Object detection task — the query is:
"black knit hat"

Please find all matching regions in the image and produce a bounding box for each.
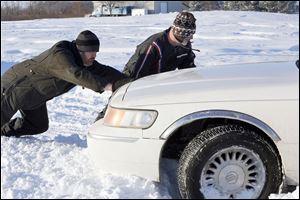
[76,30,100,52]
[172,11,196,39]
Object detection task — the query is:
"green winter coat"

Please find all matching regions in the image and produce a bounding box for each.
[1,40,126,110]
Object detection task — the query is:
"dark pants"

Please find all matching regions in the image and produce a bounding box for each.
[1,90,49,137]
[94,95,113,122]
[94,104,108,122]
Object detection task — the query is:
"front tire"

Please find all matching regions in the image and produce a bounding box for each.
[177,125,282,199]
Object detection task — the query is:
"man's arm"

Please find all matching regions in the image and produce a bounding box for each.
[112,77,132,91]
[48,50,109,93]
[178,50,196,69]
[91,61,132,92]
[125,42,160,79]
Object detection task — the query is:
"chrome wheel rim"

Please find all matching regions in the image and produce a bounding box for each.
[200,146,266,199]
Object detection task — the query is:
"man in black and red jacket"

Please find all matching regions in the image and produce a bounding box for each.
[123,11,197,80]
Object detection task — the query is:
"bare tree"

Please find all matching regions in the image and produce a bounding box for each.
[189,1,222,11]
[1,1,11,20]
[1,1,22,20]
[1,1,94,20]
[27,1,36,17]
[101,1,122,15]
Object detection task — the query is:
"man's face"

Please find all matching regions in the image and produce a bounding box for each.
[174,34,193,46]
[80,51,97,67]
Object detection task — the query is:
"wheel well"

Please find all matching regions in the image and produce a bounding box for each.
[161,118,281,161]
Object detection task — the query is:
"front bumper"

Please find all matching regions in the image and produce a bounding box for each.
[87,119,165,181]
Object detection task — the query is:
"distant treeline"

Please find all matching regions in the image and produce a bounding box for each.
[188,1,299,14]
[1,1,93,21]
[1,1,299,21]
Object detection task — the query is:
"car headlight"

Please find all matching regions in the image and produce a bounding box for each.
[103,106,158,129]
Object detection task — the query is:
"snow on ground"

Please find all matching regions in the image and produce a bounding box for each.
[1,11,299,199]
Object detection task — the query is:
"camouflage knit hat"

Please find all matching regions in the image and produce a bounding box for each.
[76,30,100,52]
[172,11,196,39]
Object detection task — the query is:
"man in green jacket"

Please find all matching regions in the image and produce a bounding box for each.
[1,30,126,137]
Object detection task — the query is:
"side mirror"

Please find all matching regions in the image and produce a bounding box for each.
[296,60,299,69]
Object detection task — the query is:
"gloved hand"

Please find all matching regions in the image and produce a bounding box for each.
[104,83,113,91]
[112,77,132,92]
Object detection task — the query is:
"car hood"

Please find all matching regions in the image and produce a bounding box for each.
[111,61,299,107]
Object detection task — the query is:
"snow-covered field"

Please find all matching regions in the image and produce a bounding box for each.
[1,11,299,199]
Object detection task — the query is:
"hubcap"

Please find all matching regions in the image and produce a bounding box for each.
[200,146,266,199]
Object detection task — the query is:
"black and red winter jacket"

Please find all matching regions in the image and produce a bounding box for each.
[123,28,196,80]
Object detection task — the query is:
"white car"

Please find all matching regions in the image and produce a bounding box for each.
[87,61,299,199]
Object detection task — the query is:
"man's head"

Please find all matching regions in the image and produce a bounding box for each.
[76,30,100,67]
[171,11,196,46]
